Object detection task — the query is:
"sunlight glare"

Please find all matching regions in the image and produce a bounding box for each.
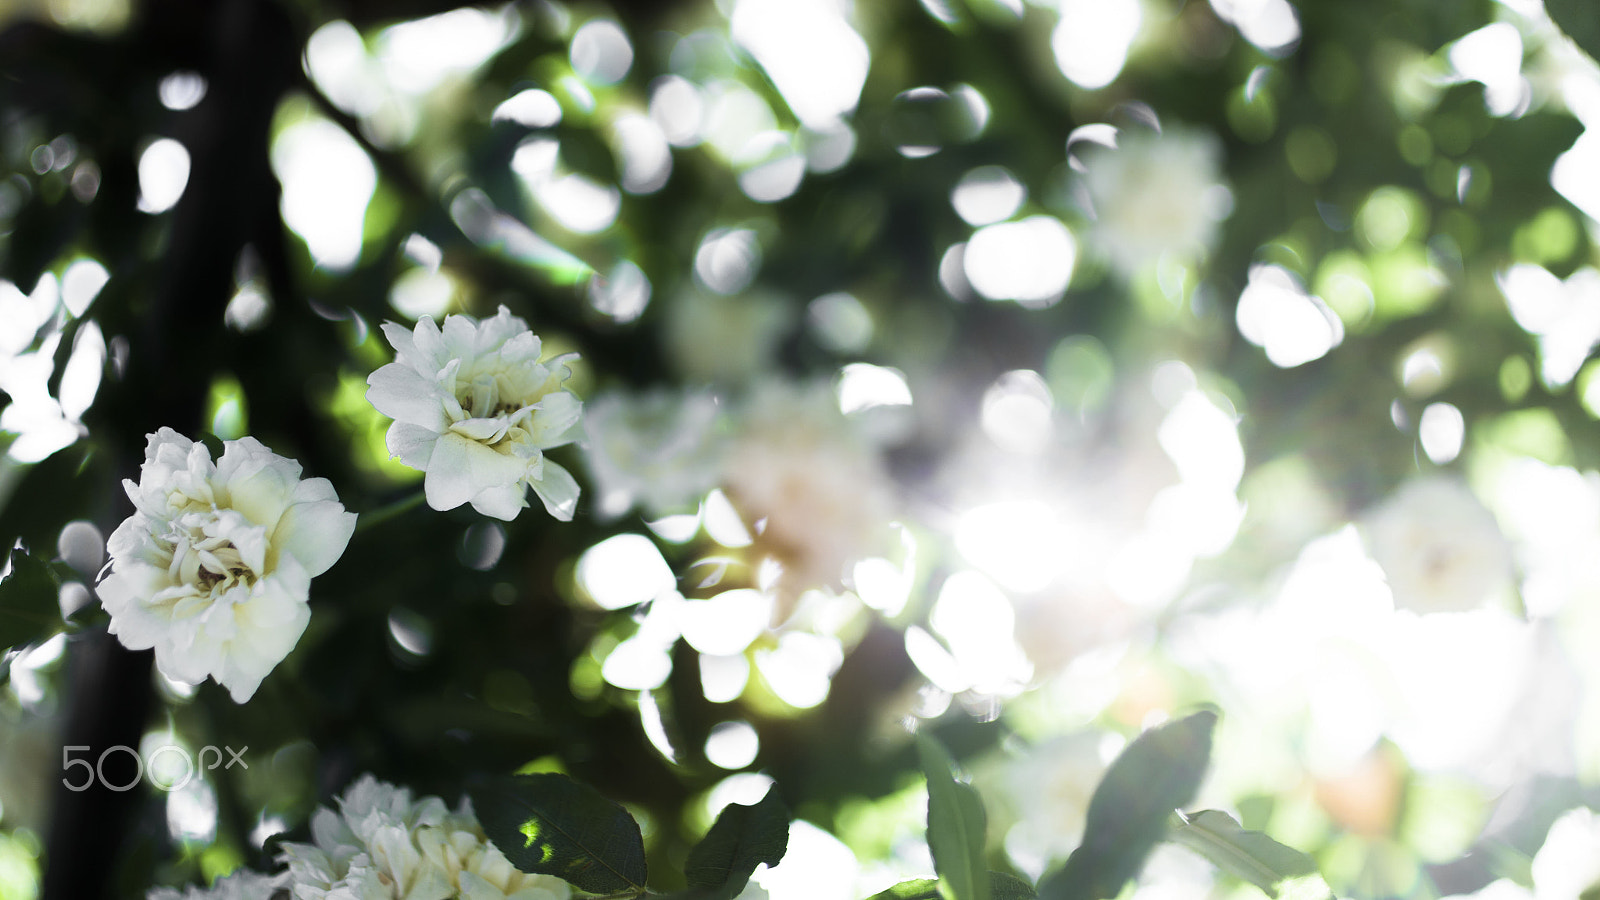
[931,571,1033,696]
[1449,22,1527,117]
[613,113,672,195]
[493,89,563,128]
[964,216,1076,307]
[1052,0,1141,90]
[571,20,633,85]
[377,7,515,95]
[137,138,189,214]
[981,370,1054,454]
[705,720,761,769]
[1235,264,1343,367]
[951,166,1026,226]
[679,589,773,656]
[271,119,375,269]
[755,632,843,708]
[956,501,1071,593]
[1419,402,1465,464]
[731,0,870,130]
[837,363,913,414]
[578,534,676,610]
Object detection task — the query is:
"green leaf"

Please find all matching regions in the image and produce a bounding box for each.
[1036,710,1217,900]
[1169,810,1318,896]
[867,872,1036,900]
[0,548,66,652]
[1547,0,1600,66]
[681,785,791,900]
[919,736,991,900]
[469,773,648,894]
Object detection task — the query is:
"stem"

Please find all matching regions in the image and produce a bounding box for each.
[355,489,427,533]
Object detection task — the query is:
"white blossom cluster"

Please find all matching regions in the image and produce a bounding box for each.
[149,775,574,900]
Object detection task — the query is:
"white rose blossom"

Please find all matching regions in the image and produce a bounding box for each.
[367,307,583,522]
[582,388,724,518]
[98,428,357,703]
[1360,476,1515,614]
[279,774,573,900]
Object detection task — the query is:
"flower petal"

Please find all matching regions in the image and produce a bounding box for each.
[368,362,451,431]
[470,482,526,521]
[386,422,440,470]
[273,493,357,578]
[529,393,583,448]
[531,460,580,521]
[423,432,529,512]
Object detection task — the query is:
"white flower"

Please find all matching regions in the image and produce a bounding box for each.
[1360,476,1514,614]
[98,428,356,703]
[720,382,894,607]
[976,732,1109,879]
[147,868,286,900]
[1079,126,1230,279]
[279,774,574,900]
[582,388,724,518]
[367,307,583,521]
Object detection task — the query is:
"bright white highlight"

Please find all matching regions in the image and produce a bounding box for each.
[964,216,1076,306]
[956,501,1071,593]
[1552,130,1600,222]
[731,0,870,130]
[679,589,772,656]
[705,720,761,769]
[837,363,912,414]
[1052,0,1141,90]
[1208,0,1300,54]
[613,113,673,195]
[1496,263,1600,387]
[271,119,376,269]
[695,228,762,295]
[578,534,675,610]
[1235,264,1344,367]
[1449,22,1527,117]
[1419,402,1465,464]
[930,570,1033,696]
[377,7,515,95]
[137,138,189,213]
[951,166,1026,226]
[61,258,109,317]
[158,71,207,111]
[755,633,843,708]
[981,370,1054,454]
[493,89,563,127]
[571,20,633,85]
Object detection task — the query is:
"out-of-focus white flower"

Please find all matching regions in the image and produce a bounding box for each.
[976,732,1109,879]
[147,869,285,900]
[279,773,574,900]
[1532,807,1600,900]
[1360,477,1514,614]
[98,429,356,703]
[367,306,583,521]
[720,382,895,609]
[583,388,724,518]
[1079,126,1231,279]
[663,289,791,385]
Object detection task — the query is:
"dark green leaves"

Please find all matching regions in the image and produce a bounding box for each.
[471,773,648,894]
[1547,0,1600,66]
[0,548,68,652]
[473,774,793,899]
[919,736,991,900]
[1037,711,1218,900]
[681,786,791,900]
[1169,810,1317,896]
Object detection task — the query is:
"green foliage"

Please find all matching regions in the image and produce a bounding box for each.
[0,548,67,653]
[1169,810,1319,897]
[919,736,991,900]
[868,873,1036,900]
[470,773,649,895]
[1545,0,1600,65]
[679,786,791,900]
[1037,712,1217,900]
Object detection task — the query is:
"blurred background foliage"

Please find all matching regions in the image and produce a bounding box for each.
[3,0,1600,897]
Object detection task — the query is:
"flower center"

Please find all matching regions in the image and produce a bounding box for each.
[162,510,259,596]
